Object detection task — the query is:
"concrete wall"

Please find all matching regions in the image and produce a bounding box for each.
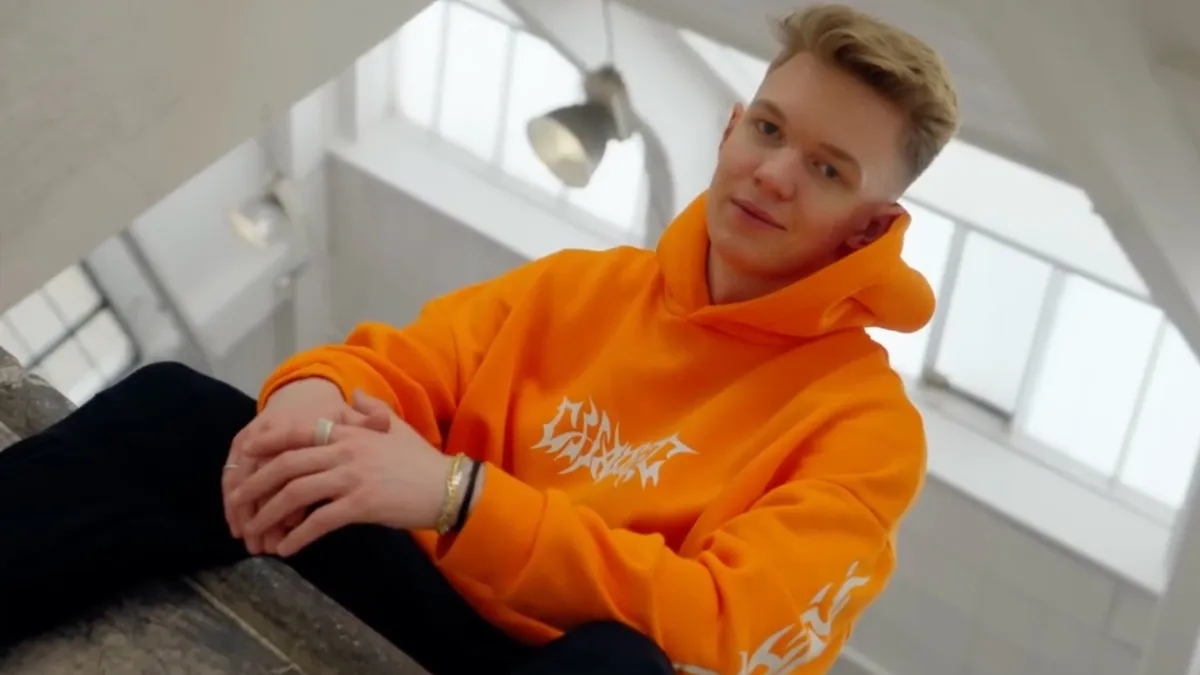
[859,478,1152,675]
[83,80,346,397]
[0,0,430,310]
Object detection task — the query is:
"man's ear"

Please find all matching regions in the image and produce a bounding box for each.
[843,203,905,252]
[720,103,744,146]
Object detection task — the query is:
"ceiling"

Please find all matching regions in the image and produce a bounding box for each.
[619,0,1200,183]
[1145,0,1200,61]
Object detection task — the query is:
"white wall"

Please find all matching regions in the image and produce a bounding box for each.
[326,132,1164,675]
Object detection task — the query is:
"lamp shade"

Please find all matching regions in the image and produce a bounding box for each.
[526,102,617,188]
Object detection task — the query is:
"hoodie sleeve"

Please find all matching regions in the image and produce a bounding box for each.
[435,403,926,675]
[258,255,556,446]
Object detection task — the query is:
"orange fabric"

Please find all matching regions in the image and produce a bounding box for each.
[260,193,933,674]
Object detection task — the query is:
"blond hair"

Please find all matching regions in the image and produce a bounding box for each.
[769,4,960,182]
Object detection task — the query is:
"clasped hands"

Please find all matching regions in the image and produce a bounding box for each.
[221,378,458,558]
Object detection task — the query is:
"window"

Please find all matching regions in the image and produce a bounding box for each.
[906,141,1147,297]
[1120,324,1200,507]
[933,234,1052,412]
[1020,277,1162,476]
[391,0,647,233]
[437,2,511,161]
[394,2,446,128]
[459,0,523,24]
[567,134,647,230]
[0,265,138,405]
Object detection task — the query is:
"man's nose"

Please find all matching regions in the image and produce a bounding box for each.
[752,149,797,200]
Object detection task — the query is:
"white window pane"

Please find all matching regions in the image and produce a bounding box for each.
[934,234,1052,411]
[567,135,645,231]
[867,202,955,377]
[34,340,102,406]
[436,3,510,161]
[394,1,447,127]
[44,265,101,325]
[1022,277,1161,475]
[0,317,30,364]
[461,0,523,24]
[500,32,580,193]
[1120,324,1200,507]
[6,292,67,355]
[76,310,135,380]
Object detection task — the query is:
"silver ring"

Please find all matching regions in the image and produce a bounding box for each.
[314,417,335,446]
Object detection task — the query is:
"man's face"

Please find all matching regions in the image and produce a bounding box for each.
[707,53,909,281]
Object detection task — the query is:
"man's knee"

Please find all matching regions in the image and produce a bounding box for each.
[92,361,256,447]
[118,361,207,395]
[115,361,248,411]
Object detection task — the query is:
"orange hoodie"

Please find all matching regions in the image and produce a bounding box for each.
[260,193,933,674]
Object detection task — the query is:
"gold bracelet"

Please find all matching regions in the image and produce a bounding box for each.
[435,454,469,535]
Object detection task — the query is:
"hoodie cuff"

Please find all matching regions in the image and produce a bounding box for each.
[435,466,545,590]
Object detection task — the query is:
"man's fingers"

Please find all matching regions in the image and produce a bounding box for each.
[235,489,261,546]
[360,413,391,433]
[224,414,268,535]
[245,506,265,556]
[222,459,256,538]
[245,419,329,458]
[230,414,271,457]
[337,407,370,426]
[230,446,340,511]
[351,391,393,432]
[244,470,347,539]
[261,511,307,555]
[276,500,356,558]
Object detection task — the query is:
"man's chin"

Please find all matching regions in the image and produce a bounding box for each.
[710,227,776,274]
[711,225,821,281]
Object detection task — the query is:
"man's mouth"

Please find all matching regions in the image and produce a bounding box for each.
[731,198,785,230]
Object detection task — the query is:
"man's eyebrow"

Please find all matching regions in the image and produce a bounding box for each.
[817,142,860,169]
[749,98,787,120]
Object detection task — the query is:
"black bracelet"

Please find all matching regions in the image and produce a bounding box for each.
[451,459,484,533]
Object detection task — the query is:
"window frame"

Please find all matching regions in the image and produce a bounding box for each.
[904,195,1185,523]
[390,0,651,239]
[1,263,141,402]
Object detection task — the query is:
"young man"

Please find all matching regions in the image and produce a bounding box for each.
[0,4,958,674]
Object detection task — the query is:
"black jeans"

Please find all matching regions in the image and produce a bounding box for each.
[0,362,672,675]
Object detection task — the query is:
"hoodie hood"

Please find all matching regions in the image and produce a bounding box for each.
[656,192,935,342]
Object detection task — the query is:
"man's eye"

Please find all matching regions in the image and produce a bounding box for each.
[754,120,781,138]
[815,162,840,180]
